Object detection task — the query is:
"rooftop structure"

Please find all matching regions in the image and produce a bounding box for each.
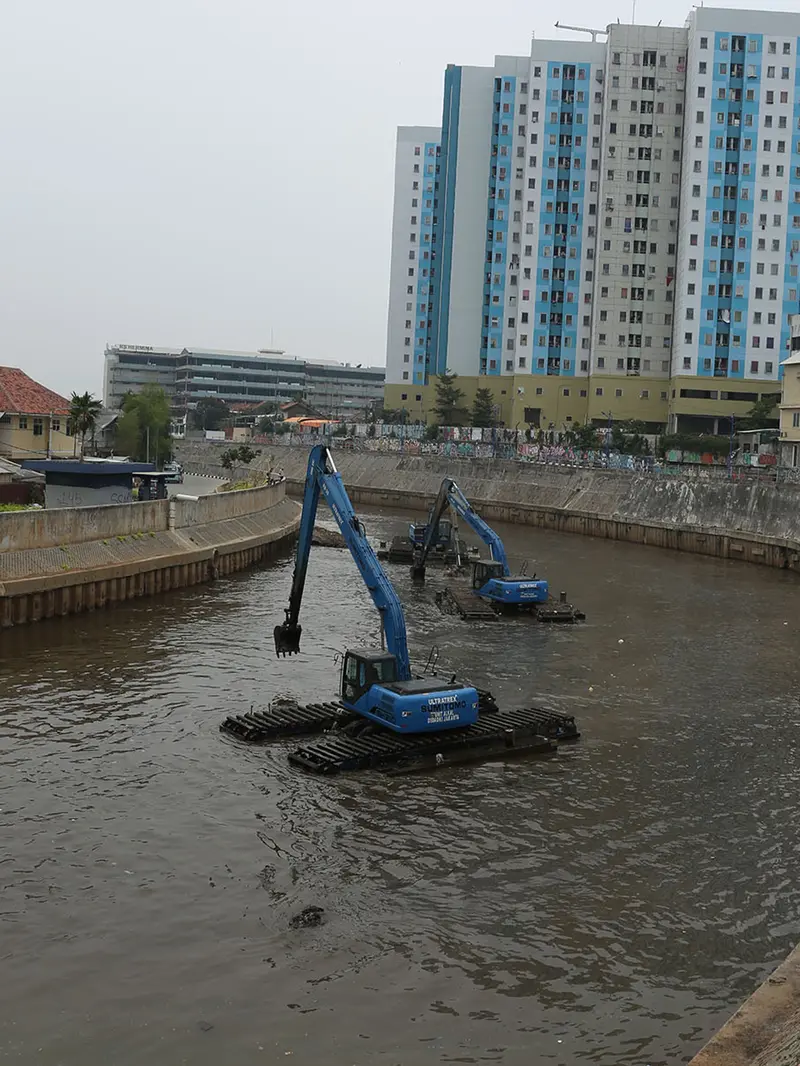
[0,367,70,416]
[20,460,161,508]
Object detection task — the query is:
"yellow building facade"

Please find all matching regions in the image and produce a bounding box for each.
[385,373,783,433]
[778,317,800,466]
[0,413,76,460]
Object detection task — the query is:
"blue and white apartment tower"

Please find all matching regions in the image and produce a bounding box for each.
[385,7,800,434]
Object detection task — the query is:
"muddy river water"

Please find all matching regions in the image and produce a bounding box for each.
[2,510,800,1065]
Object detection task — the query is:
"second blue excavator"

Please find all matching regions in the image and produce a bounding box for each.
[410,477,584,620]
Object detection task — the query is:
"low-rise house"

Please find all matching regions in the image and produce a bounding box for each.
[0,367,74,460]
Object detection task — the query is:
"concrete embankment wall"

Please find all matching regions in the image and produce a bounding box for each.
[0,499,167,553]
[0,483,300,628]
[688,941,800,1065]
[176,442,800,573]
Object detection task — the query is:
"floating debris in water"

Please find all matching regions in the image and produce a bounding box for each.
[289,906,325,929]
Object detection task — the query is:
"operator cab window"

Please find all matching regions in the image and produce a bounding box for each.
[373,658,397,684]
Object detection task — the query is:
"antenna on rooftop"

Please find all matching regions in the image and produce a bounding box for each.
[554,22,608,42]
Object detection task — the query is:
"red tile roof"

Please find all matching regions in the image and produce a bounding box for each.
[0,367,70,415]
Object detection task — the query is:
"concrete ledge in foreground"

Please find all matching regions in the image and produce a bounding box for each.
[689,944,800,1066]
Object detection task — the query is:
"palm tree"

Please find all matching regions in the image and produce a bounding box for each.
[69,392,103,459]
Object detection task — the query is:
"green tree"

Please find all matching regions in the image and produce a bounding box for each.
[115,406,140,458]
[69,391,103,458]
[658,432,731,458]
[194,397,230,431]
[740,393,780,430]
[471,388,496,428]
[375,406,407,425]
[610,419,650,456]
[220,445,261,469]
[433,371,468,427]
[116,385,172,464]
[564,422,600,450]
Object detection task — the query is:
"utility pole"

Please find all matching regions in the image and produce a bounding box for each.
[603,411,613,465]
[727,414,735,479]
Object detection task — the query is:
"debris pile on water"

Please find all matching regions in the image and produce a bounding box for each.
[311,526,346,549]
[289,906,325,929]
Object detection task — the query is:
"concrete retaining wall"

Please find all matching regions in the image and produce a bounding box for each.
[0,483,300,628]
[175,442,800,574]
[688,942,800,1065]
[0,499,167,553]
[171,481,283,528]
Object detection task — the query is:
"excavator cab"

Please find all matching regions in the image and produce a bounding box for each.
[409,519,452,549]
[472,560,505,591]
[340,649,398,706]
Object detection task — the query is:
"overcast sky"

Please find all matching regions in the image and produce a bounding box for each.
[1,0,791,397]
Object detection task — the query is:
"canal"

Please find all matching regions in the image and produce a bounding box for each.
[1,510,799,1066]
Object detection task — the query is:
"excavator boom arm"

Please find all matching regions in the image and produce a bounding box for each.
[274,445,411,680]
[413,477,510,576]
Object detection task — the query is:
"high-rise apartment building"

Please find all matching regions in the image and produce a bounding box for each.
[386,127,441,392]
[385,8,800,433]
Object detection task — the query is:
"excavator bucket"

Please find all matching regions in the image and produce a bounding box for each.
[274,622,302,657]
[409,549,426,582]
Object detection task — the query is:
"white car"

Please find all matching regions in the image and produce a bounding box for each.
[163,462,183,484]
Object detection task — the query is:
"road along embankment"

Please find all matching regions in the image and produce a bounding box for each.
[175,442,800,573]
[0,482,299,628]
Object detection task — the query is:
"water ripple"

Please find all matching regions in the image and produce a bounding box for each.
[1,511,799,1064]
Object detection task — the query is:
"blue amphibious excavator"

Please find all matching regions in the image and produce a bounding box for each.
[273,446,479,733]
[410,477,549,606]
[220,445,581,772]
[410,477,584,622]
